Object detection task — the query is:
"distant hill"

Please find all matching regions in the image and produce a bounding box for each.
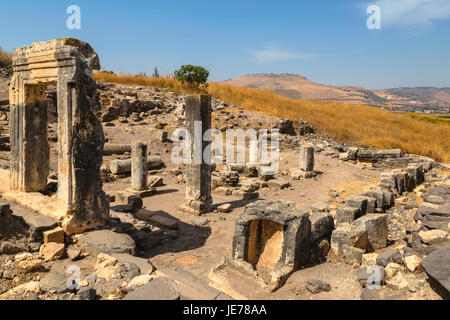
[222,74,450,113]
[374,87,450,111]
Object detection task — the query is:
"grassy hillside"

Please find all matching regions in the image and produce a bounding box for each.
[94,73,450,162]
[0,47,12,70]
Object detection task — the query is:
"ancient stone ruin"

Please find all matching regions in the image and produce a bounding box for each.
[0,38,448,302]
[210,200,312,293]
[7,38,109,234]
[179,94,212,215]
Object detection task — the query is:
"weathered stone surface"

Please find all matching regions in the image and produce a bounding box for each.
[376,149,402,159]
[39,273,68,293]
[148,176,163,188]
[379,191,394,211]
[159,267,229,300]
[0,202,11,216]
[12,211,57,232]
[131,141,148,191]
[111,253,155,275]
[419,230,448,244]
[110,156,162,174]
[306,278,331,294]
[386,272,409,290]
[14,253,43,272]
[0,242,22,254]
[404,255,422,272]
[220,170,240,187]
[299,144,314,172]
[43,227,65,244]
[331,223,367,256]
[123,277,180,300]
[39,242,65,261]
[103,144,131,155]
[144,213,178,230]
[345,196,369,216]
[343,245,365,264]
[67,246,82,261]
[309,212,334,243]
[218,204,232,213]
[310,202,329,213]
[124,275,154,293]
[77,286,97,300]
[279,119,295,135]
[347,147,359,161]
[8,38,109,234]
[180,95,212,216]
[385,263,403,280]
[0,281,41,300]
[376,249,403,267]
[361,189,385,210]
[79,230,135,255]
[336,206,361,224]
[353,214,388,252]
[232,200,311,289]
[421,243,450,299]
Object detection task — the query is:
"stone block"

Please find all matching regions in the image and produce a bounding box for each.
[331,223,368,256]
[336,206,360,224]
[353,214,388,252]
[345,196,369,215]
[43,227,65,244]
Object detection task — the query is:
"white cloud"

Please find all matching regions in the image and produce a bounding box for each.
[249,47,314,63]
[369,0,450,28]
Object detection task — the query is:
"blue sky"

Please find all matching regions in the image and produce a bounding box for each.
[1,0,450,89]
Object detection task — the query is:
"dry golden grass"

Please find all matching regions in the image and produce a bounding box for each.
[94,72,205,95]
[0,47,12,68]
[94,73,450,162]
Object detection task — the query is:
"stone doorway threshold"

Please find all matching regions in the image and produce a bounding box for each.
[0,168,67,222]
[208,257,272,300]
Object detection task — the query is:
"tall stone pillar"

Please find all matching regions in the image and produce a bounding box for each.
[9,82,50,192]
[300,143,314,172]
[131,141,148,191]
[180,95,212,215]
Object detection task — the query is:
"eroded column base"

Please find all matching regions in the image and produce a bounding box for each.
[179,199,212,216]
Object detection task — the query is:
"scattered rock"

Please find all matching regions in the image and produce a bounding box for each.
[218,204,232,213]
[43,227,65,244]
[79,230,136,255]
[39,273,69,293]
[39,242,65,261]
[386,272,409,291]
[376,249,403,267]
[77,286,97,300]
[418,230,448,245]
[306,278,331,294]
[353,214,388,251]
[421,243,450,299]
[122,277,180,300]
[404,255,422,273]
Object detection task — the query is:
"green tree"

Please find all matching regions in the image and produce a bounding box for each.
[174,65,209,88]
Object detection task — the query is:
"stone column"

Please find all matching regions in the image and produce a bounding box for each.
[300,144,314,172]
[131,141,148,191]
[9,81,50,192]
[180,95,212,215]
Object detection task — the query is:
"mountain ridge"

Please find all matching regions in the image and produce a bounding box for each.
[222,73,450,112]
